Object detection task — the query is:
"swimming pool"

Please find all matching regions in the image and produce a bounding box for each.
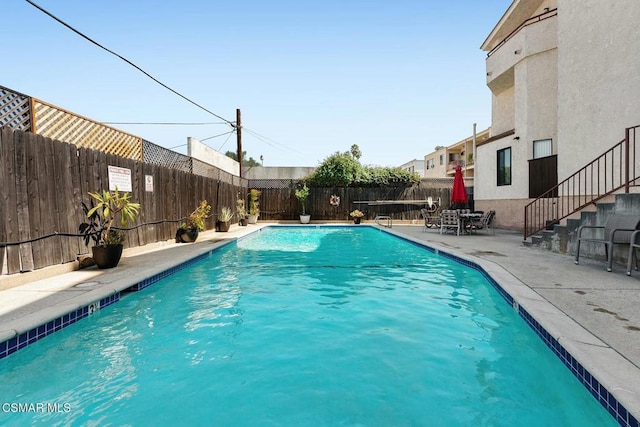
[0,226,620,425]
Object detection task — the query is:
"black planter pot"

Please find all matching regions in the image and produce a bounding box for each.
[217,220,231,232]
[239,218,247,226]
[92,244,123,269]
[176,227,199,243]
[353,217,362,224]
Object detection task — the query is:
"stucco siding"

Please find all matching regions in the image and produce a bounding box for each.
[476,136,527,201]
[475,198,529,231]
[520,49,559,155]
[492,86,515,135]
[557,0,640,182]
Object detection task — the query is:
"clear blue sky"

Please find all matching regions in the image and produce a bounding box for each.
[1,0,511,167]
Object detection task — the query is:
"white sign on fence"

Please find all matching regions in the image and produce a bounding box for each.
[145,175,154,192]
[108,166,132,192]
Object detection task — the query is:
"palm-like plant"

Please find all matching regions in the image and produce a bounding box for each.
[80,188,140,246]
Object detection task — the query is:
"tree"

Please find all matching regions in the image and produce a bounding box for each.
[350,144,362,160]
[306,146,419,187]
[225,151,261,167]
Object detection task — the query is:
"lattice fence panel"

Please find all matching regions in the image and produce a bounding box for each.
[0,86,31,131]
[33,100,142,160]
[193,158,220,180]
[142,139,192,173]
[249,178,298,189]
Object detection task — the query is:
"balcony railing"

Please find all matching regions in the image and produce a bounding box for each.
[523,125,640,239]
[447,160,465,171]
[487,8,558,57]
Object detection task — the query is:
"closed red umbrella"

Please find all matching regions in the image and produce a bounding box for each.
[451,165,468,207]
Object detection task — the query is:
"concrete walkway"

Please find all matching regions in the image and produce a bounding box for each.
[0,222,639,423]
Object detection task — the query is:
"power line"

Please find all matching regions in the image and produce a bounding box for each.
[25,0,235,127]
[200,130,235,143]
[216,131,236,151]
[103,121,229,126]
[243,127,302,154]
[25,0,303,160]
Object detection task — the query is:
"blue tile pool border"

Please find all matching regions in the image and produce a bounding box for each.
[0,226,637,427]
[0,241,235,361]
[124,249,213,292]
[0,292,119,360]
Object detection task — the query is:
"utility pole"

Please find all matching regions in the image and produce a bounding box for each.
[236,108,243,178]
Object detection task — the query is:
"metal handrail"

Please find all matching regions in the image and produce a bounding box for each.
[487,8,558,57]
[375,215,392,228]
[523,125,640,239]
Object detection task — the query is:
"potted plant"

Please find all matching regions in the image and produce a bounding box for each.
[217,207,233,232]
[236,195,248,226]
[176,200,211,243]
[247,189,260,224]
[350,209,365,224]
[79,188,140,269]
[295,183,311,224]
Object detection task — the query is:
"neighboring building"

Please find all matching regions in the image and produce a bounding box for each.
[244,166,316,180]
[399,159,425,178]
[423,127,490,179]
[476,0,640,230]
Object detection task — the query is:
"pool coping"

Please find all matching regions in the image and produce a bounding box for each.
[0,223,638,426]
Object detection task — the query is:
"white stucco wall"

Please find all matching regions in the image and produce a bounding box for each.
[479,36,558,202]
[527,51,558,151]
[557,0,640,182]
[492,85,515,135]
[424,148,447,178]
[187,137,240,176]
[517,48,558,160]
[476,136,526,200]
[244,166,316,180]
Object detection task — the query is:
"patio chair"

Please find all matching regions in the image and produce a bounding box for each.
[574,215,640,272]
[627,230,640,276]
[420,208,440,232]
[440,210,461,236]
[469,210,495,235]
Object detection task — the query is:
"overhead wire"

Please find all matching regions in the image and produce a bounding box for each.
[201,130,235,143]
[216,131,236,151]
[25,0,235,127]
[25,0,304,158]
[243,127,301,154]
[103,121,229,126]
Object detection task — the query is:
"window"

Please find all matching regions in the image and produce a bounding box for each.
[533,139,552,159]
[426,159,435,169]
[497,147,511,186]
[439,154,444,165]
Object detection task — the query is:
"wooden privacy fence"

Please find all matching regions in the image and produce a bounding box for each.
[0,127,247,275]
[255,180,470,221]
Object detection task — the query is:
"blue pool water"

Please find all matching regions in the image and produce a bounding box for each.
[0,226,617,426]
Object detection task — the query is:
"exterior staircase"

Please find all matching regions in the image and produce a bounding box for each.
[523,124,640,266]
[524,125,640,240]
[525,192,640,267]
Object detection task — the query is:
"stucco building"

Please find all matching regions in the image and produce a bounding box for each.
[424,127,490,179]
[475,0,640,230]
